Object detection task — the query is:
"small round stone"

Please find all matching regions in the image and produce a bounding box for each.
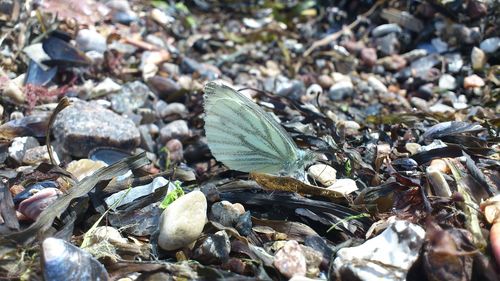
[158,190,207,251]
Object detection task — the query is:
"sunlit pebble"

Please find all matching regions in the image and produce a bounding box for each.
[463,74,485,88]
[317,74,333,88]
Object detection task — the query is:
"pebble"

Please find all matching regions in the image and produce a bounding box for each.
[192,230,231,265]
[339,120,361,135]
[8,136,40,163]
[327,178,358,195]
[328,80,353,101]
[150,8,172,26]
[463,74,485,89]
[53,100,141,157]
[2,77,25,103]
[367,76,388,93]
[159,103,188,118]
[480,37,500,53]
[471,47,486,70]
[158,190,207,251]
[22,145,59,165]
[438,74,456,90]
[308,164,337,186]
[75,29,107,53]
[159,120,190,143]
[317,74,333,88]
[273,240,307,278]
[111,81,153,113]
[405,143,421,155]
[165,139,184,162]
[360,48,377,67]
[210,201,245,227]
[147,76,181,99]
[301,245,323,277]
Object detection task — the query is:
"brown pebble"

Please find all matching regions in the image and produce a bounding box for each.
[360,48,377,67]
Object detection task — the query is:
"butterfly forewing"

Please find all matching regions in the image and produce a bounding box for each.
[203,82,300,173]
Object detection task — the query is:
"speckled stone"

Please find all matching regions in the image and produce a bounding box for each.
[53,100,140,157]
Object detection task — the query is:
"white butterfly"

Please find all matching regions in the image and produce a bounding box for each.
[203,81,316,176]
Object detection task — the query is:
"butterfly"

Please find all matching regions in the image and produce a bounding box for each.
[203,81,315,176]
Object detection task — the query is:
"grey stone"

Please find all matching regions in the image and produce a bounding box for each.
[53,100,140,157]
[110,81,153,113]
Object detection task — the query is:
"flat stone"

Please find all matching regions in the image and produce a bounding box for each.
[158,190,207,251]
[53,100,140,157]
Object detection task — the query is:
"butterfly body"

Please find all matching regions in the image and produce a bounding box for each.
[203,81,315,176]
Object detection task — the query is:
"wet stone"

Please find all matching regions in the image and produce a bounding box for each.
[53,100,140,157]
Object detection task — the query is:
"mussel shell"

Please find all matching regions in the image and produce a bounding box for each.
[42,237,109,281]
[42,36,91,67]
[25,59,57,86]
[88,147,131,165]
[13,180,58,204]
[392,157,418,171]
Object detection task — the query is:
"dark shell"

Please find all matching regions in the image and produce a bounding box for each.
[42,237,109,281]
[42,36,91,67]
[392,158,418,171]
[25,60,57,86]
[13,180,58,204]
[88,147,131,165]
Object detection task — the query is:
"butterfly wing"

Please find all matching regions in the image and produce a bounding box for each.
[203,81,299,174]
